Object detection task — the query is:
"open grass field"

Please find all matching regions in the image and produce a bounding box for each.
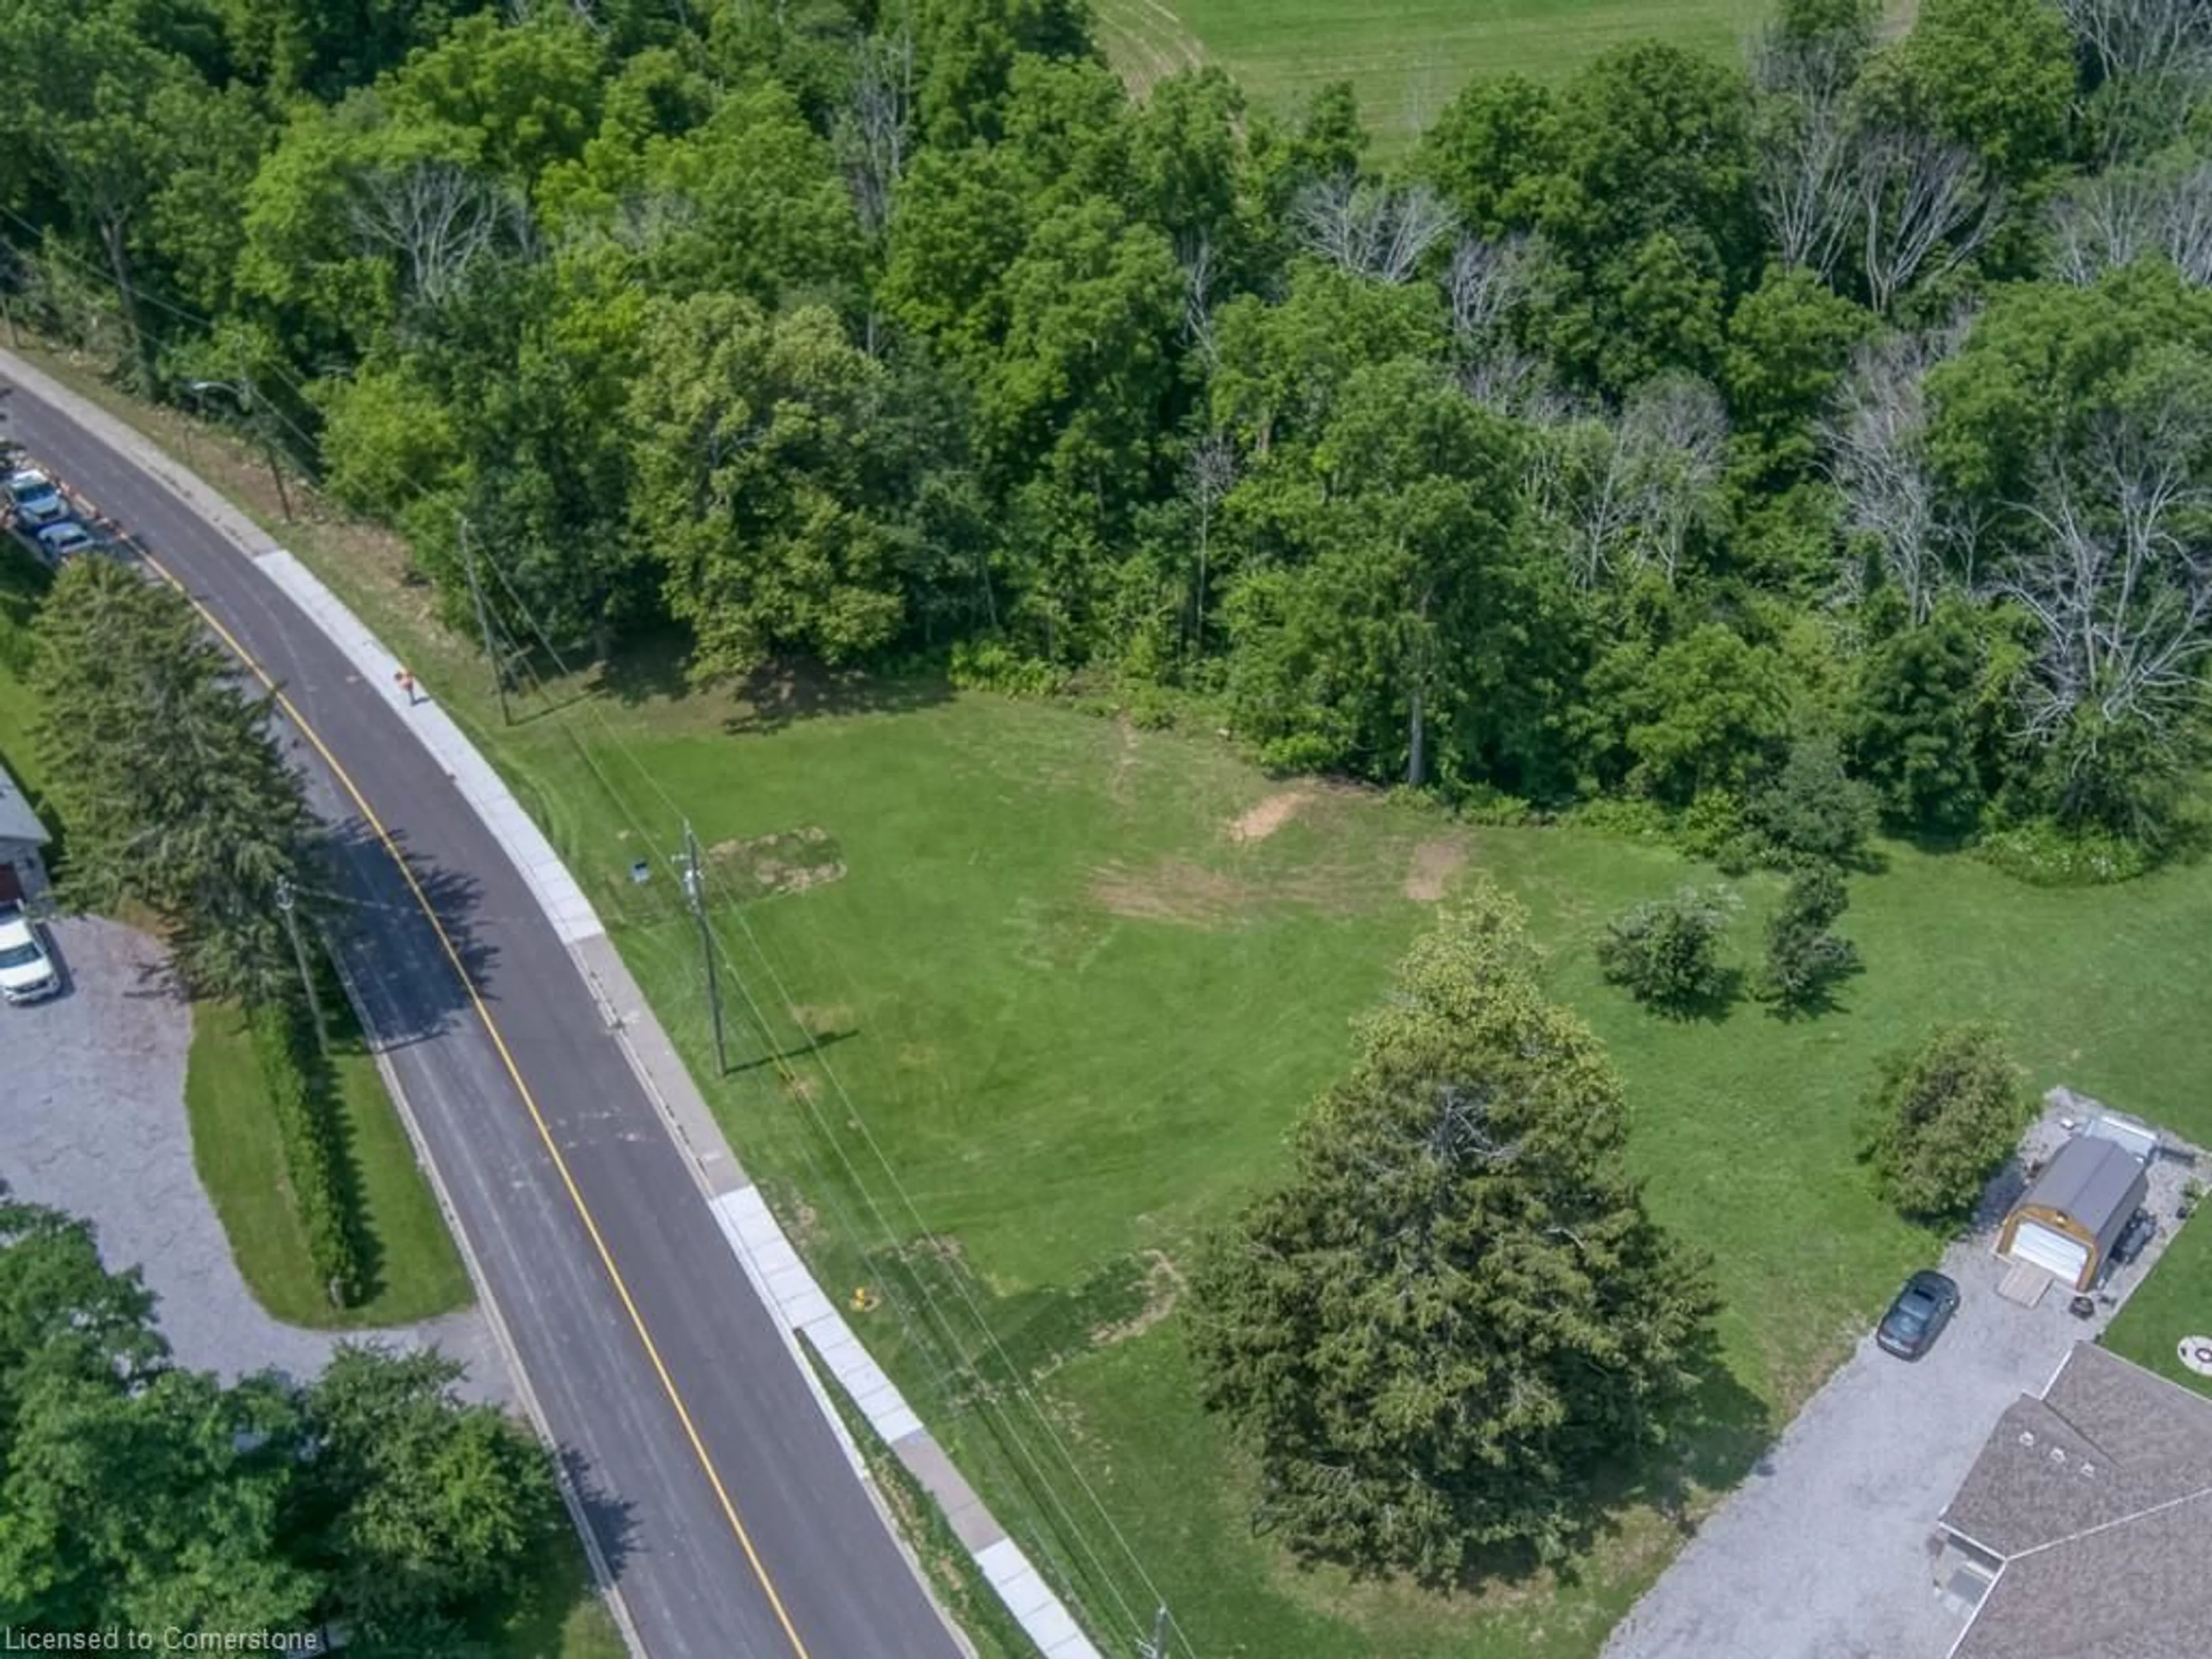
[492,689,2212,1658]
[28,346,2212,1658]
[1094,0,1775,149]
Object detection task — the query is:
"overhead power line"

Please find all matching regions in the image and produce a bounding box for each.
[6,203,1197,1658]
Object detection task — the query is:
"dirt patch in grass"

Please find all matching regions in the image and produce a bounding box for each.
[1404,838,1468,902]
[1090,1250,1183,1348]
[1111,712,1138,802]
[709,826,846,897]
[1228,787,1312,844]
[1092,858,1253,926]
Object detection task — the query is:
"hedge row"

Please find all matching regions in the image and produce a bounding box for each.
[248,998,364,1307]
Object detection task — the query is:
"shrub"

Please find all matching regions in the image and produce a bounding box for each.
[1596,885,1740,1014]
[948,637,1066,697]
[1974,819,2150,887]
[1757,865,1859,1012]
[248,998,363,1306]
[1858,1025,2030,1223]
[1565,796,1676,839]
[1677,789,1752,868]
[1745,735,1876,868]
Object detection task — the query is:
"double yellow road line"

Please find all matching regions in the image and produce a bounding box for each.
[133,538,814,1659]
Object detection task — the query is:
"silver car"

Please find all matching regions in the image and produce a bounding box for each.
[0,903,58,1003]
[34,520,97,564]
[6,467,70,528]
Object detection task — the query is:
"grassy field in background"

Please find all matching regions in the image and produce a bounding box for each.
[21,345,2212,1659]
[182,999,472,1327]
[1094,0,1774,149]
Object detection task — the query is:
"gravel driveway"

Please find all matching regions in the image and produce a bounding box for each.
[1605,1108,2196,1659]
[0,916,508,1402]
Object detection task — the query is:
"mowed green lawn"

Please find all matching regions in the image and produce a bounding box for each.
[25,353,2208,1656]
[1095,0,1774,146]
[183,1001,472,1328]
[480,676,2212,1658]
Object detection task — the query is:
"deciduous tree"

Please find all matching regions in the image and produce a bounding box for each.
[1859,1025,2031,1220]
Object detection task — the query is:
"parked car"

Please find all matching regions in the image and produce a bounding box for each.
[33,520,97,565]
[2110,1209,2156,1267]
[6,467,70,528]
[1877,1269,1961,1360]
[0,903,59,1005]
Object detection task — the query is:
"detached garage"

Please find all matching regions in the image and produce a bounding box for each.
[1999,1134,2148,1291]
[0,760,51,905]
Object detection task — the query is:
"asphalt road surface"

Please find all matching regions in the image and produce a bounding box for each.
[1,372,964,1659]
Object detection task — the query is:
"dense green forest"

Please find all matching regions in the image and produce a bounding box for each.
[5,0,2210,866]
[0,1195,569,1654]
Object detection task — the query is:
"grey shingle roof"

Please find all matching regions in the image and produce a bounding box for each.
[1944,1344,2212,1659]
[0,759,49,847]
[1953,1492,2212,1659]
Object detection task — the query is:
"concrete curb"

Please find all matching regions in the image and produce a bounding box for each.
[0,347,1104,1659]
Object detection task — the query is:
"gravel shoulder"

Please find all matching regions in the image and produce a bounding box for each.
[0,915,509,1402]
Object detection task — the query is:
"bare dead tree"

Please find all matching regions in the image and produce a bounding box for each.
[349,161,525,308]
[1527,419,1635,590]
[1178,228,1221,363]
[1755,89,1857,278]
[2058,0,2212,80]
[1854,129,2005,315]
[1292,175,1456,285]
[838,25,915,242]
[1820,324,1977,619]
[1618,376,1729,585]
[1750,17,1870,100]
[1445,232,1537,342]
[1184,430,1240,660]
[1998,391,2212,743]
[1461,351,1576,425]
[1528,377,1727,589]
[2047,159,2212,284]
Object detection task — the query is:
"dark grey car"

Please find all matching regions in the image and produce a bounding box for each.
[1876,1269,1961,1360]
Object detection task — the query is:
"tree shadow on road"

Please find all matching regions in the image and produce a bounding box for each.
[315,816,498,1051]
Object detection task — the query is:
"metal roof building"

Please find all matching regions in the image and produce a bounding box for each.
[1998,1134,2149,1292]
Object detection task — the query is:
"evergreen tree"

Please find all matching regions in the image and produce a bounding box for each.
[31,558,310,1005]
[1188,886,1718,1579]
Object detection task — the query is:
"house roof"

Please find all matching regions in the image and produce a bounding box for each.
[1943,1344,2212,1659]
[2013,1135,2146,1239]
[1952,1491,2212,1659]
[0,759,48,847]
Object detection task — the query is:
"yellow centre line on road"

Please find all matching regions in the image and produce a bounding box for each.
[134,543,815,1659]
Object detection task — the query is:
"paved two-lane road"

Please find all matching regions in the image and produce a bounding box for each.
[1,367,965,1659]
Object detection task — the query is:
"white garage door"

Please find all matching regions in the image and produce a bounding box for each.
[2012,1221,2090,1286]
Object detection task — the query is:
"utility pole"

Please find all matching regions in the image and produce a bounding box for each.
[239,367,293,522]
[457,517,510,725]
[274,875,327,1053]
[680,821,728,1076]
